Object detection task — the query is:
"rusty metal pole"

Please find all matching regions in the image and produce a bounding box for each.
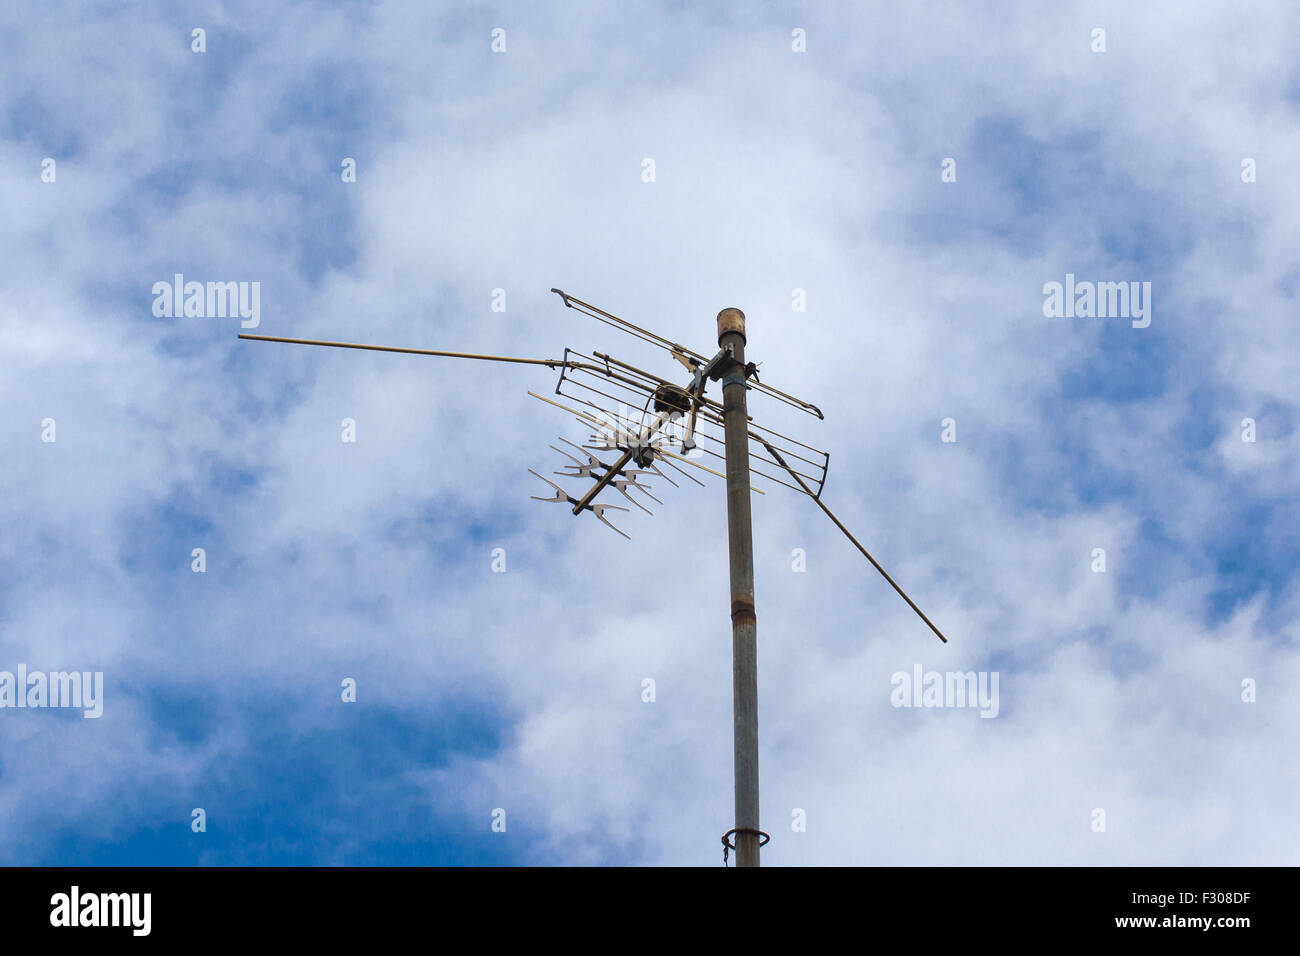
[717,307,760,867]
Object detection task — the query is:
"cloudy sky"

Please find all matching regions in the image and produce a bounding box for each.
[2,1,1297,866]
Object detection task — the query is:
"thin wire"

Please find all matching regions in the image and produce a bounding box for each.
[747,420,827,463]
[655,448,765,491]
[688,427,824,487]
[685,442,804,497]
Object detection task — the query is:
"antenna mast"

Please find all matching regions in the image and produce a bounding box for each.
[716,307,764,867]
[238,288,949,868]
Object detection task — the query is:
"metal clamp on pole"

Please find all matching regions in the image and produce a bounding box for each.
[721,827,770,865]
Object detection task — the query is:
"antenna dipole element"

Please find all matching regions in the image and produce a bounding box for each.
[718,307,763,868]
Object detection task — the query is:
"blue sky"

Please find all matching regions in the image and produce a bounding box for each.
[2,1,1297,865]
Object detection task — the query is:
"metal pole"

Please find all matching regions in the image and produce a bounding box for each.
[717,307,760,867]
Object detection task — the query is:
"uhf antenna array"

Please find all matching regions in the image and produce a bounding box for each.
[239,287,949,867]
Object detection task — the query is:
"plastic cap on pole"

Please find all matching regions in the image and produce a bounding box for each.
[717,308,746,346]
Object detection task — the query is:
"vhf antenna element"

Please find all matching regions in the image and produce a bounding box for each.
[239,288,950,867]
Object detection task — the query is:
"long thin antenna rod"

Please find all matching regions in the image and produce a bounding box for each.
[237,333,568,368]
[757,438,949,644]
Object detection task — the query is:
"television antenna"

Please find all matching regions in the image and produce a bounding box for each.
[239,288,949,867]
